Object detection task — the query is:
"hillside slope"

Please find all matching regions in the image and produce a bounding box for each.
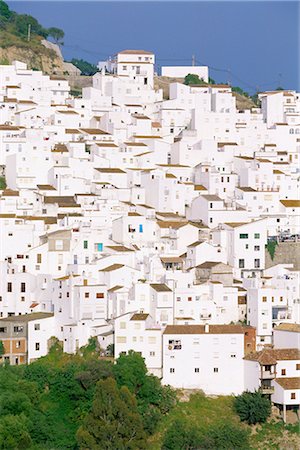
[0,1,64,73]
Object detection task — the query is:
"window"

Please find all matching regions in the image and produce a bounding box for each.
[291,393,296,400]
[14,326,23,333]
[35,343,40,351]
[34,324,40,331]
[150,351,155,356]
[97,243,103,252]
[37,254,42,264]
[116,336,126,343]
[20,282,26,293]
[0,327,7,333]
[254,259,260,268]
[96,293,104,299]
[188,297,192,302]
[281,369,286,376]
[16,341,21,349]
[296,364,300,370]
[83,240,88,249]
[55,240,63,250]
[239,234,248,239]
[254,233,260,239]
[7,282,12,292]
[262,296,267,302]
[239,259,245,269]
[254,246,260,251]
[214,368,219,373]
[120,322,126,329]
[139,224,143,233]
[176,297,181,302]
[84,292,89,299]
[170,368,175,373]
[231,354,236,358]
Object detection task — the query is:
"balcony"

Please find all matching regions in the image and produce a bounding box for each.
[260,386,275,395]
[261,370,276,379]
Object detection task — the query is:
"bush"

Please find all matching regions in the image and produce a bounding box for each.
[234,390,271,425]
[184,73,205,86]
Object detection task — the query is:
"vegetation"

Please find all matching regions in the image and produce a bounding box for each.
[0,347,176,449]
[0,340,4,358]
[234,390,271,425]
[0,177,6,190]
[70,58,98,76]
[0,1,64,43]
[266,240,278,260]
[184,73,206,86]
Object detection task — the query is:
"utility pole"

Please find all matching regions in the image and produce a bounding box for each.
[192,54,195,67]
[27,23,31,42]
[227,68,231,86]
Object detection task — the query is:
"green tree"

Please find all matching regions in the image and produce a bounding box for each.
[162,418,203,450]
[76,377,146,449]
[208,422,250,449]
[0,1,12,19]
[71,58,98,75]
[114,350,147,394]
[234,390,271,425]
[184,73,205,86]
[48,27,64,45]
[0,415,32,449]
[0,341,4,358]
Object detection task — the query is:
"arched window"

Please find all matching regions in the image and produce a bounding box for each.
[289,128,294,134]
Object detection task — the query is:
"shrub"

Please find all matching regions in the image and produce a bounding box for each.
[234,390,271,425]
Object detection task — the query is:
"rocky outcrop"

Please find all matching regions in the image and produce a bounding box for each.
[0,45,64,74]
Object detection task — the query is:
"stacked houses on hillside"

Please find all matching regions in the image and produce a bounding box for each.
[0,52,299,420]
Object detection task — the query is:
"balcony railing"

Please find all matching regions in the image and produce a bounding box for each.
[260,386,275,394]
[261,370,276,379]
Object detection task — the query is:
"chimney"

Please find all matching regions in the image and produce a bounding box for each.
[204,323,209,333]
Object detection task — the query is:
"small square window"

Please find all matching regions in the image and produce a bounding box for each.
[214,368,219,373]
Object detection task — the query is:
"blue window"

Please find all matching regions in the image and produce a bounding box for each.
[97,243,103,251]
[139,224,143,233]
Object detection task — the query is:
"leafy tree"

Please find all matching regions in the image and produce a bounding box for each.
[162,418,205,450]
[184,73,205,86]
[76,359,114,392]
[266,240,278,260]
[14,14,48,38]
[114,351,176,433]
[0,340,4,357]
[0,392,31,416]
[234,390,271,425]
[163,418,250,450]
[0,1,12,19]
[0,415,31,449]
[71,58,98,75]
[76,377,146,449]
[276,86,284,91]
[209,76,216,84]
[48,27,64,45]
[114,350,147,394]
[208,422,250,449]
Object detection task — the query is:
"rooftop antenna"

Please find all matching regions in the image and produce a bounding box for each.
[27,23,31,42]
[192,55,195,67]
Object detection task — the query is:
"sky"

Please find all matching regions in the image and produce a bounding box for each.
[8,1,299,93]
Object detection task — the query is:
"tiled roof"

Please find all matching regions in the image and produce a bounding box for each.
[274,323,300,333]
[164,324,251,335]
[244,348,300,364]
[275,377,300,390]
[130,313,149,321]
[150,283,172,292]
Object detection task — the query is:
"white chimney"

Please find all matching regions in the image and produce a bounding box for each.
[204,323,209,333]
